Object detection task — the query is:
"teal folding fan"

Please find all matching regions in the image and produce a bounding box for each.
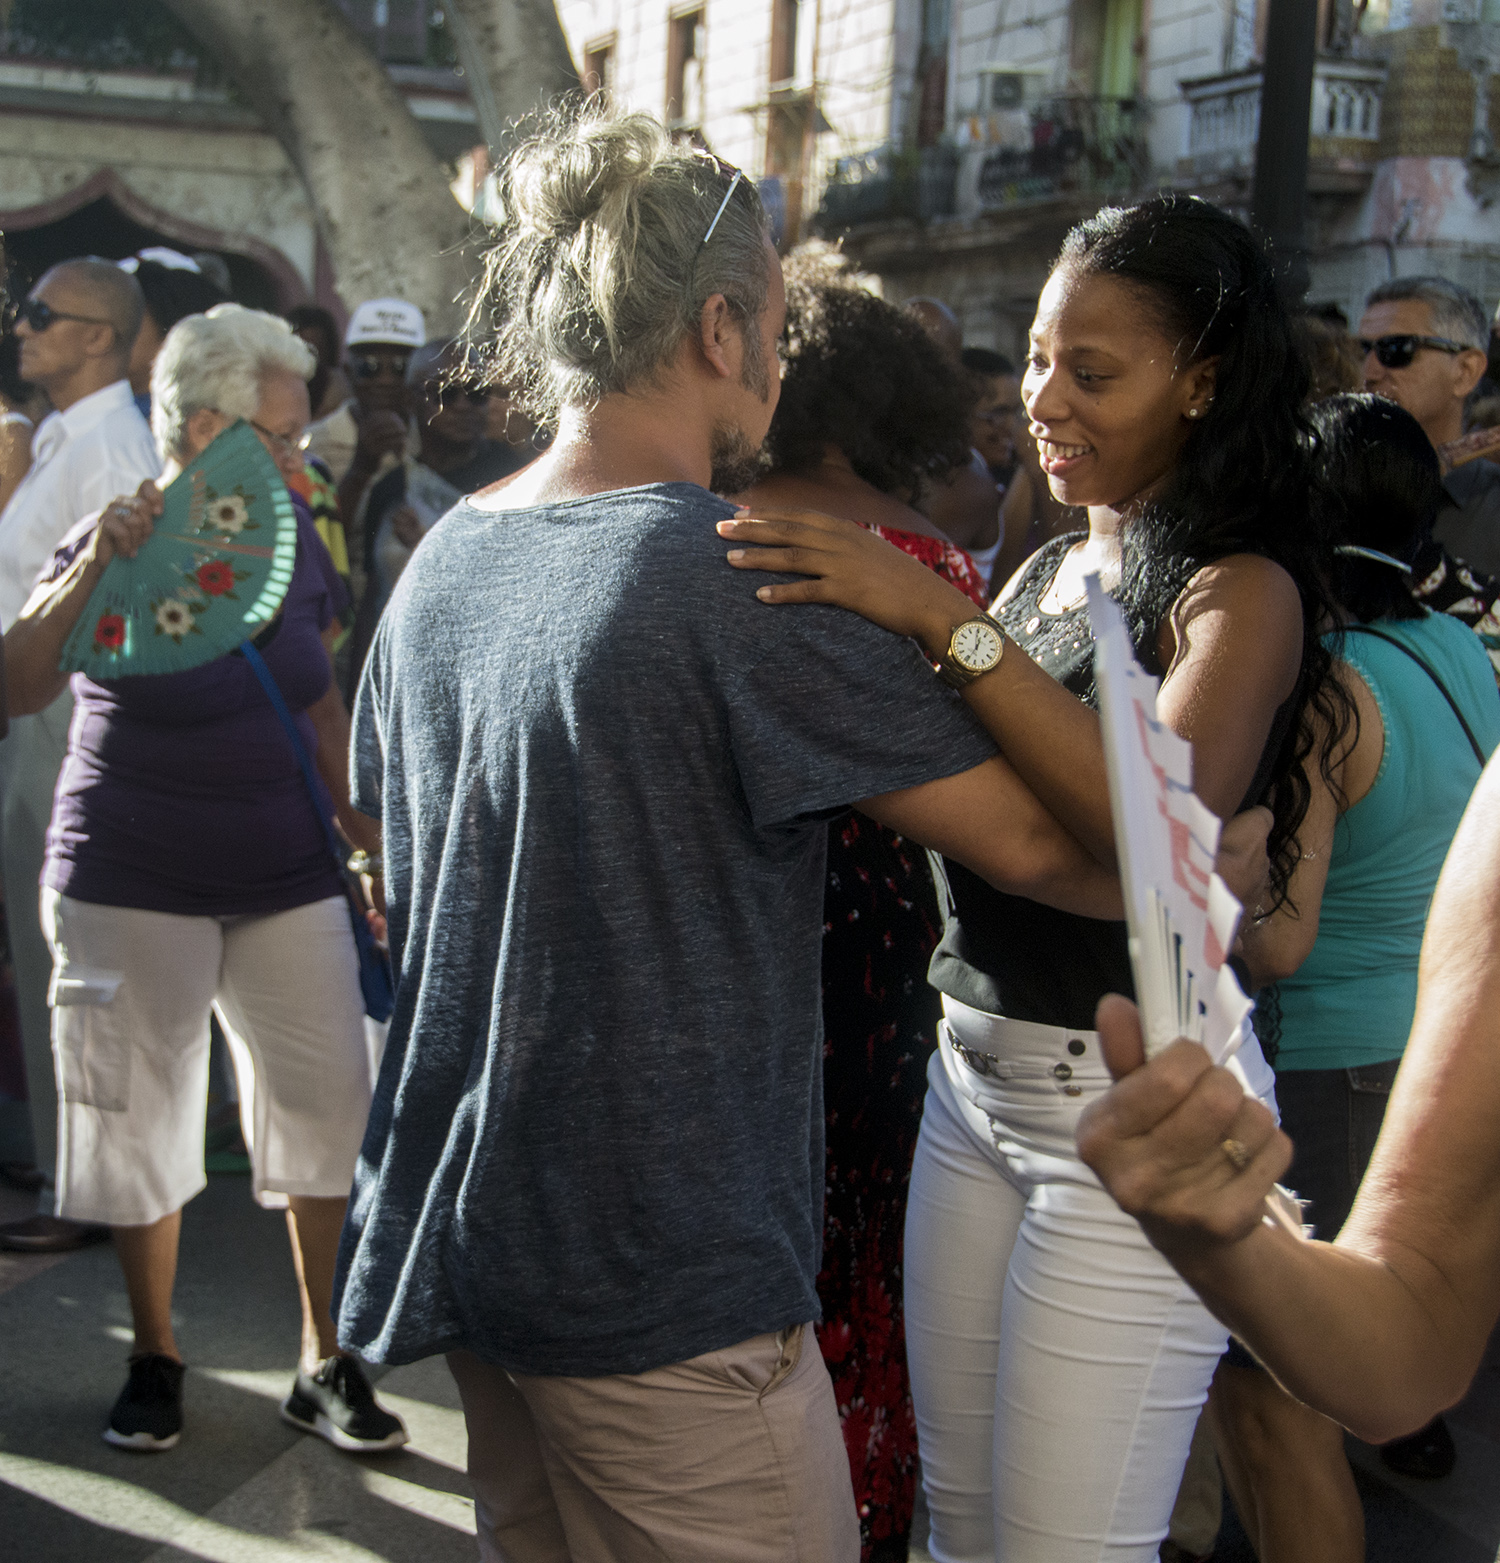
[60,421,298,679]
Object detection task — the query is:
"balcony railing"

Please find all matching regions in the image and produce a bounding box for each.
[813,144,959,231]
[962,95,1148,215]
[1180,57,1385,181]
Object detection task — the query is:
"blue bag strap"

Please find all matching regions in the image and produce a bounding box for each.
[240,639,346,872]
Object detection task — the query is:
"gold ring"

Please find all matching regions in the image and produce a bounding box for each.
[1221,1138,1251,1173]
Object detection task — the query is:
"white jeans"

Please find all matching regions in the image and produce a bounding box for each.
[904,998,1276,1563]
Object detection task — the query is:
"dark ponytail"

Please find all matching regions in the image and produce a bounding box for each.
[1310,393,1434,625]
[1054,195,1350,906]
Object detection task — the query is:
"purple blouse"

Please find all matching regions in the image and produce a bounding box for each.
[43,500,350,917]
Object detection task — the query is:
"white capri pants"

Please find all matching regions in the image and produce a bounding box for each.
[904,997,1277,1563]
[45,890,374,1228]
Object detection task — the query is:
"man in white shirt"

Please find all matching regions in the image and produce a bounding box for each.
[0,259,158,1253]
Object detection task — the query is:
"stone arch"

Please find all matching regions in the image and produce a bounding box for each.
[0,168,310,308]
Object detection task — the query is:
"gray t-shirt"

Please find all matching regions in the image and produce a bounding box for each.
[334,484,997,1376]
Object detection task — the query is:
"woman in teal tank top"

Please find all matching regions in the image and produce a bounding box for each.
[1214,395,1500,1561]
[1272,611,1499,1068]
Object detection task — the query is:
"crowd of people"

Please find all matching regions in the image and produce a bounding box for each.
[0,96,1499,1563]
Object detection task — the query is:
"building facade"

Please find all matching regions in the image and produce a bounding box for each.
[860,0,1500,348]
[0,0,479,318]
[7,0,1497,349]
[555,0,928,247]
[559,0,1500,352]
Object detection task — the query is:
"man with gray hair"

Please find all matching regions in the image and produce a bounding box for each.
[334,104,1124,1560]
[0,259,157,1253]
[1359,274,1500,575]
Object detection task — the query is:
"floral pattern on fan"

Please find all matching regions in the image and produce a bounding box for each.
[60,421,298,679]
[146,555,252,642]
[93,614,126,651]
[152,599,199,641]
[204,491,253,535]
[197,560,242,596]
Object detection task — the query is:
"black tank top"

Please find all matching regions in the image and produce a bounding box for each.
[928,536,1298,1030]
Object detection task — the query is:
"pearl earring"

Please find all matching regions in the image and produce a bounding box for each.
[1187,407,1201,418]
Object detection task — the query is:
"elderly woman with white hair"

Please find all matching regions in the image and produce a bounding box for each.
[1,304,405,1457]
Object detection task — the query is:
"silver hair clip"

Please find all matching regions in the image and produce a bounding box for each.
[1336,544,1412,574]
[701,169,743,247]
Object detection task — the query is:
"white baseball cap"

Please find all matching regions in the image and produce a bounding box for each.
[344,298,426,350]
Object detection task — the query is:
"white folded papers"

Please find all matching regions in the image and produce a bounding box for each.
[1085,574,1254,1064]
[1085,574,1306,1239]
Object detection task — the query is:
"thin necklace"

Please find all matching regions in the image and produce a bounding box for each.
[1043,539,1111,612]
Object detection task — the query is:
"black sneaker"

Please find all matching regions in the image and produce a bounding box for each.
[104,1354,185,1451]
[280,1355,408,1453]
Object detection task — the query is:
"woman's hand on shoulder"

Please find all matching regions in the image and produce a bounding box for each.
[718,504,977,657]
[92,481,162,567]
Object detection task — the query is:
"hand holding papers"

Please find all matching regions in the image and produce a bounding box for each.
[1085,574,1253,1063]
[1084,574,1305,1238]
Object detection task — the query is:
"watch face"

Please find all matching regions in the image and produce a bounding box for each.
[952,619,1003,673]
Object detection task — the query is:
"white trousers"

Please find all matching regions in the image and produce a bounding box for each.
[904,999,1276,1563]
[47,890,374,1227]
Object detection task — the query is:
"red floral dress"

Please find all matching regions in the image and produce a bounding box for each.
[816,526,987,1562]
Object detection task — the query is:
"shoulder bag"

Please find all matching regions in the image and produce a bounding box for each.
[240,639,395,1021]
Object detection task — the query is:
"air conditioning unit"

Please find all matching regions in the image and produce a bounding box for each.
[978,64,1049,113]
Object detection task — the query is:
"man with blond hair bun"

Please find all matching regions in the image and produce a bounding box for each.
[334,104,1136,1560]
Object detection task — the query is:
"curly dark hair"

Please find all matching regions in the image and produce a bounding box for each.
[762,248,974,496]
[1055,195,1353,910]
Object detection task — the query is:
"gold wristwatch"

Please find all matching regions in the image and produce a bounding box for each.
[937,613,1005,688]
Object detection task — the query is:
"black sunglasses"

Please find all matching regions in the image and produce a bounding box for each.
[15,297,114,333]
[1359,333,1470,369]
[348,348,413,380]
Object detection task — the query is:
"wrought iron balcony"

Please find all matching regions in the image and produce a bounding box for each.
[955,95,1149,216]
[813,143,959,232]
[1179,57,1385,184]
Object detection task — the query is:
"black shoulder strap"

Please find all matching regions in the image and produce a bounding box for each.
[1342,624,1487,768]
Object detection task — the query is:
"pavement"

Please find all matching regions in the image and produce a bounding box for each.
[2,1169,1497,1563]
[0,1175,475,1562]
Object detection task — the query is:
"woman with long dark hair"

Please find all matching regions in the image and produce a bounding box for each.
[720,195,1348,1561]
[740,247,986,1563]
[1215,394,1500,1562]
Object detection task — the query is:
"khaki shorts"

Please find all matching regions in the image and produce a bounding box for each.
[46,890,374,1227]
[448,1323,860,1563]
